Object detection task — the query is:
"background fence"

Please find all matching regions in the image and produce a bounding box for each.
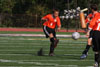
[0,0,100,30]
[0,13,82,30]
[0,14,41,27]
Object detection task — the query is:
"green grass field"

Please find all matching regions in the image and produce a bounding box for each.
[0,32,95,67]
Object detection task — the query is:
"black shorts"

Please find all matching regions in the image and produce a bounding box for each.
[43,26,56,38]
[92,30,100,52]
[89,30,93,39]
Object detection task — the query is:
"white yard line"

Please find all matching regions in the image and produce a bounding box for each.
[0,53,93,56]
[0,66,23,67]
[0,42,86,45]
[0,59,80,67]
[0,46,85,48]
[0,34,87,38]
[16,59,94,62]
[0,59,94,67]
[0,50,84,52]
[0,66,94,67]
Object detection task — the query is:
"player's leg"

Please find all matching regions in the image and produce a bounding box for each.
[49,33,55,56]
[92,31,100,67]
[43,26,55,56]
[53,31,59,48]
[49,29,59,56]
[83,38,92,54]
[80,30,93,59]
[94,52,99,67]
[43,26,59,56]
[80,38,92,59]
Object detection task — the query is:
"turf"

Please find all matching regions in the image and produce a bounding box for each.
[0,31,86,35]
[0,36,95,67]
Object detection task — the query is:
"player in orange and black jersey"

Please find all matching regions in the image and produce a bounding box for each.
[41,9,61,56]
[80,13,94,59]
[86,4,100,67]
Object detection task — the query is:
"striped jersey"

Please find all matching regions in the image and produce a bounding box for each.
[89,12,100,31]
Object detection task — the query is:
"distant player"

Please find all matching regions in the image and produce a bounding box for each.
[80,13,94,59]
[41,9,61,56]
[86,4,100,67]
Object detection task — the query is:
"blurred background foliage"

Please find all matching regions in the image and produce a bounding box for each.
[0,0,100,28]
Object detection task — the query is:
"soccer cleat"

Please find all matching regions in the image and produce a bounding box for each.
[54,39,59,48]
[94,62,99,67]
[49,53,54,56]
[80,53,88,59]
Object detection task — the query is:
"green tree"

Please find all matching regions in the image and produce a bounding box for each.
[0,0,15,13]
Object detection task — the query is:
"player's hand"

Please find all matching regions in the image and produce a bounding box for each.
[86,31,90,38]
[41,19,48,23]
[57,27,61,32]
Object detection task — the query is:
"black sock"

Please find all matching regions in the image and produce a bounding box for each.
[95,53,99,64]
[50,43,55,53]
[50,38,55,43]
[50,38,55,53]
[83,45,91,54]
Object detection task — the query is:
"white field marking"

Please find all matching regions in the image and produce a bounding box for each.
[0,40,86,44]
[0,46,85,48]
[0,54,31,56]
[86,66,94,67]
[0,59,94,62]
[0,41,87,45]
[44,54,93,56]
[0,66,94,67]
[0,50,84,52]
[0,44,85,47]
[63,54,93,56]
[0,37,86,41]
[0,42,86,46]
[0,38,48,41]
[0,53,93,56]
[0,66,23,67]
[0,59,58,66]
[0,43,86,46]
[0,59,80,67]
[0,46,87,49]
[17,59,94,62]
[60,41,87,44]
[0,59,94,67]
[0,43,40,45]
[0,34,87,38]
[0,39,87,44]
[0,38,87,43]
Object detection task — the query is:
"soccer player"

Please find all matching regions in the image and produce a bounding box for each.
[86,4,100,67]
[41,9,61,56]
[80,13,94,59]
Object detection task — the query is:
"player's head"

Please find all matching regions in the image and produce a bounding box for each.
[90,4,98,12]
[52,9,59,18]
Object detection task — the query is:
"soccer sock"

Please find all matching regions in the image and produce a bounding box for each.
[50,38,55,43]
[83,45,91,54]
[95,53,99,65]
[50,38,55,53]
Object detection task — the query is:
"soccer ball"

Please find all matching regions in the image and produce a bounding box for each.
[72,32,80,40]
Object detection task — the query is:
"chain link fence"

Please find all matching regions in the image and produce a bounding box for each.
[0,13,84,31]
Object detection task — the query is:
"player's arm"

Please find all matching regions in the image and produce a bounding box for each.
[57,17,61,31]
[85,17,91,23]
[85,14,92,23]
[86,17,96,37]
[41,15,48,22]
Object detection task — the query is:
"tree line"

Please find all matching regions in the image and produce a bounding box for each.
[0,0,100,28]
